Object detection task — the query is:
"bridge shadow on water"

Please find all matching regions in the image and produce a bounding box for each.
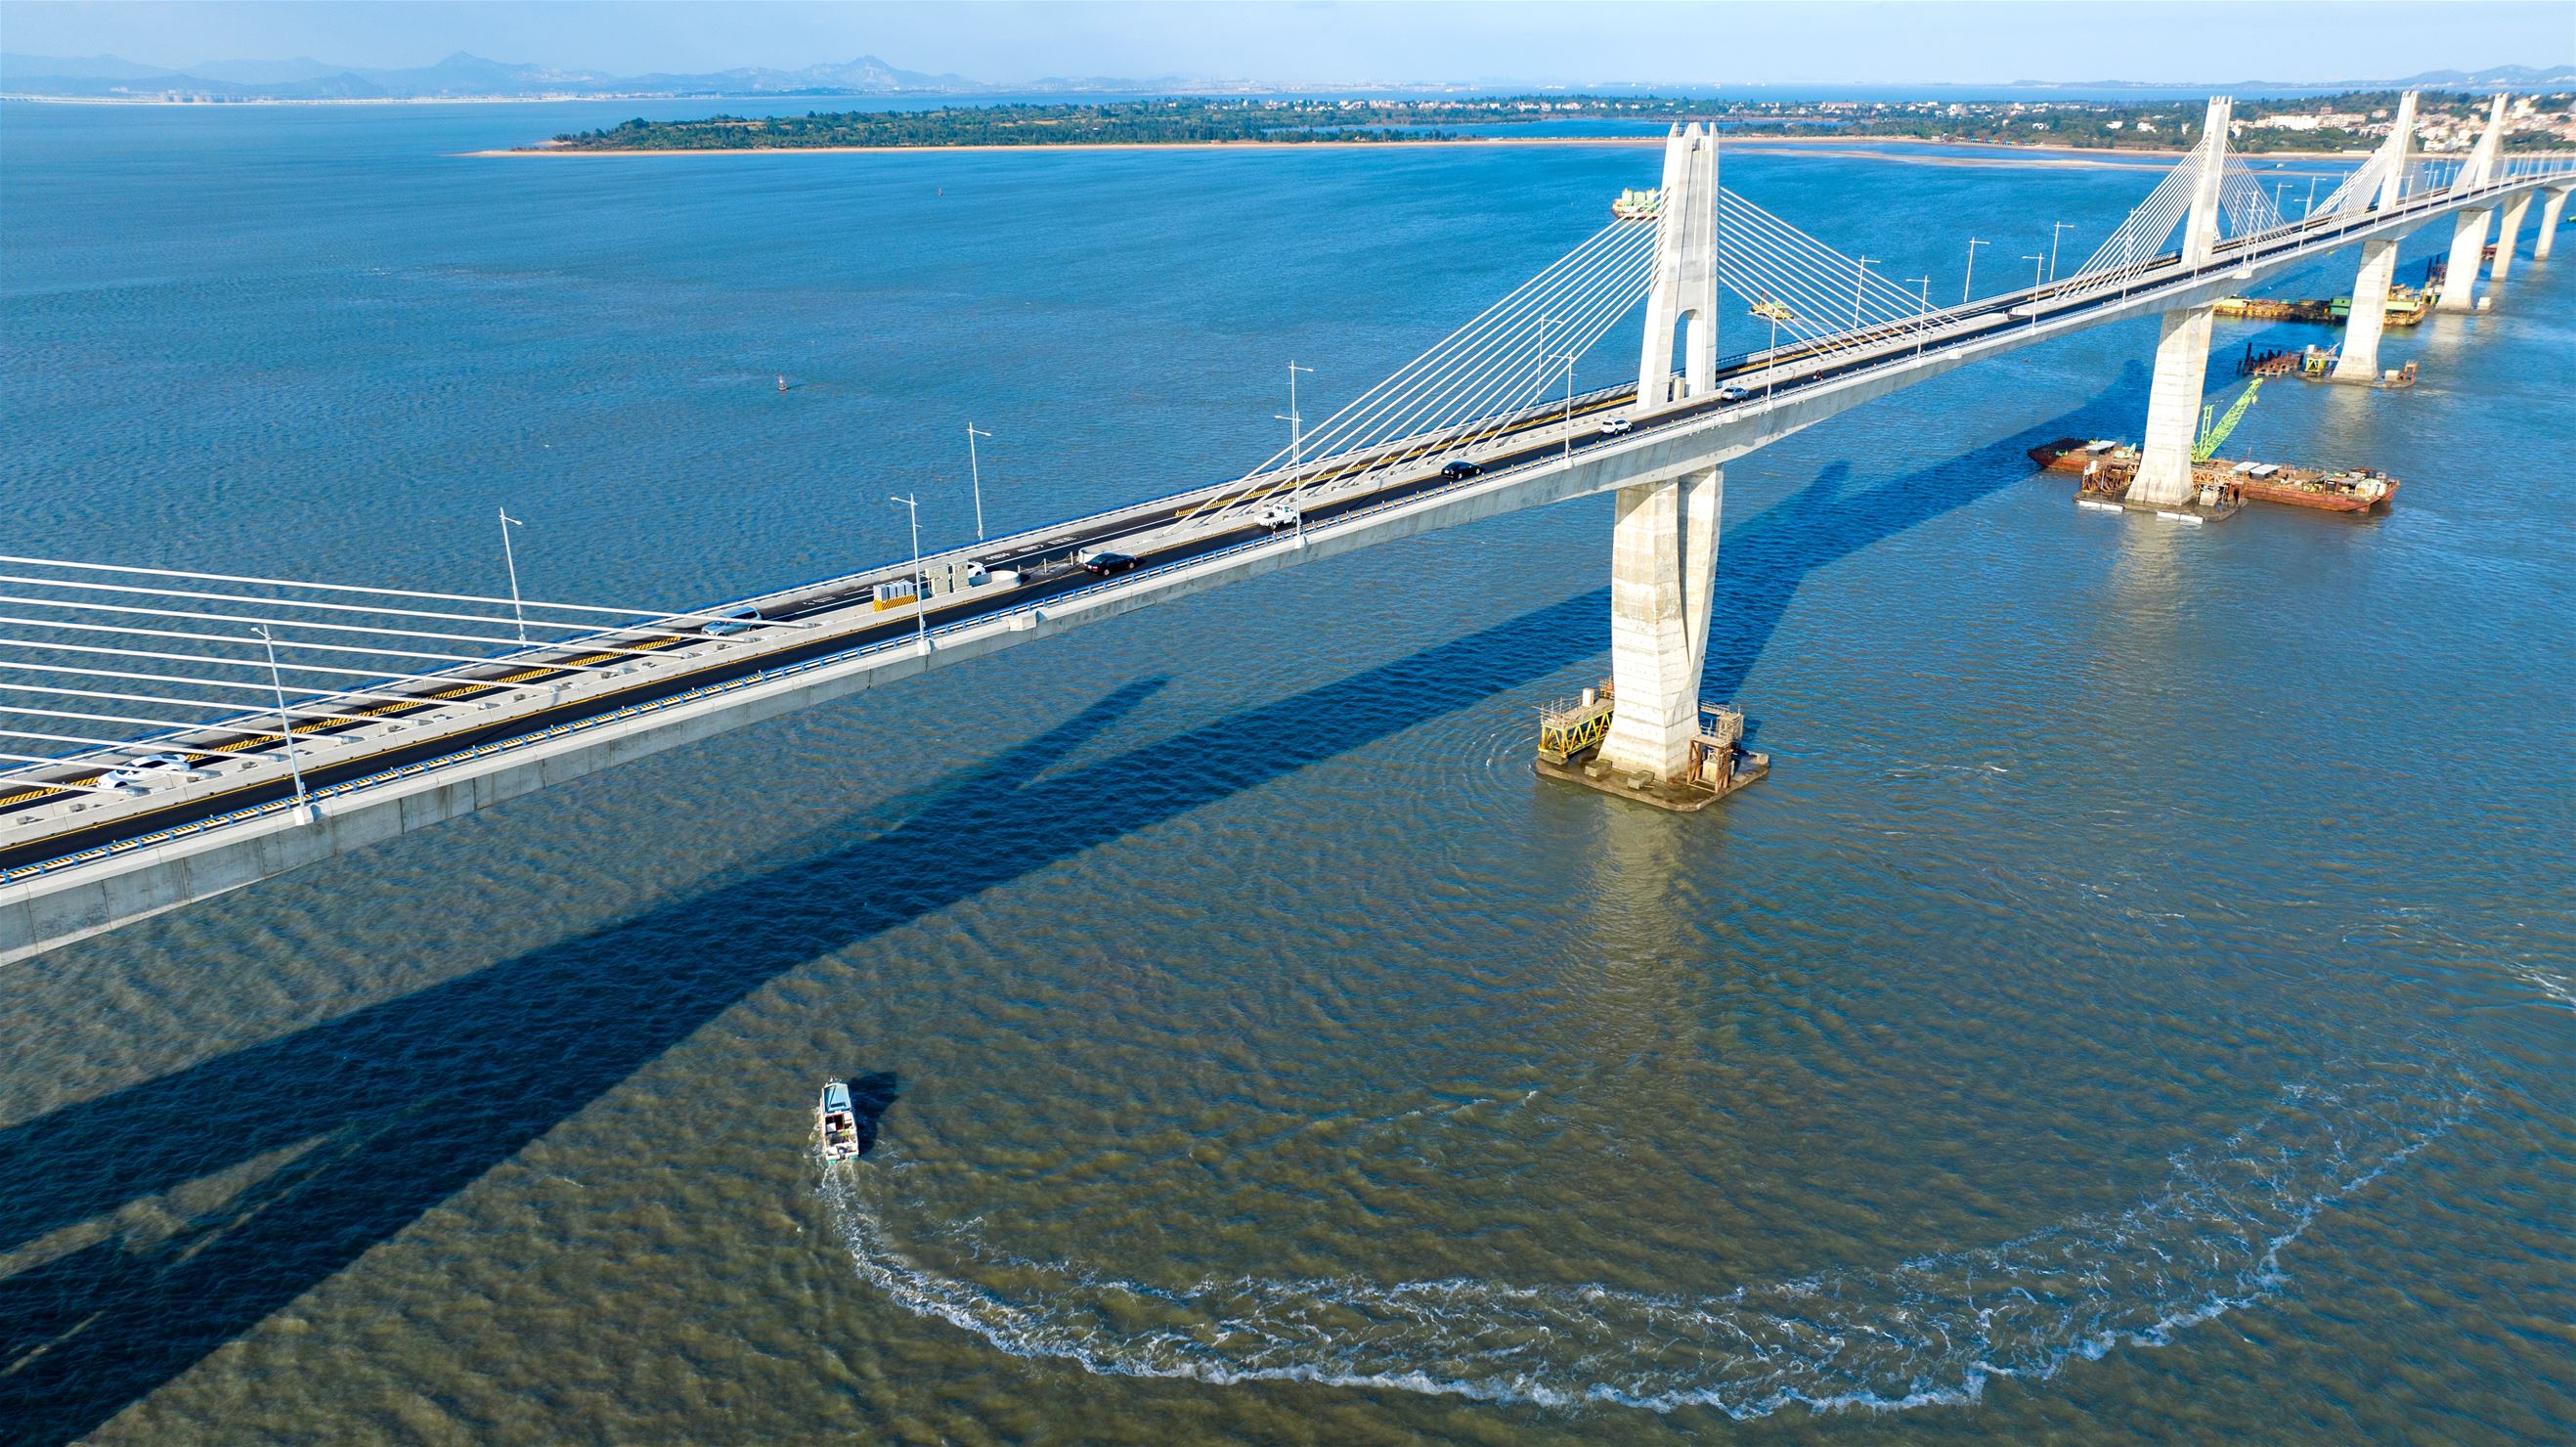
[0,376,2136,1440]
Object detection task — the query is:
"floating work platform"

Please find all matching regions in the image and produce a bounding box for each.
[1534,683,1768,812]
[2213,282,2433,330]
[2235,342,2417,389]
[2032,439,2399,516]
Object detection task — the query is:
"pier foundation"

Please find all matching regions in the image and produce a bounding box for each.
[2131,305,2217,507]
[2333,239,2402,383]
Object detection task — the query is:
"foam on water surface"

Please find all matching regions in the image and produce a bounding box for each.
[823,1058,2473,1417]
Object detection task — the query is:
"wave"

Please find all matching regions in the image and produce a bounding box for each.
[820,1058,2472,1418]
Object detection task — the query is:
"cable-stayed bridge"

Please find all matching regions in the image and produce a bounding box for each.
[5,94,2571,964]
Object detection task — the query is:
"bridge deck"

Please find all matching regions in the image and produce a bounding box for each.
[2,166,2565,925]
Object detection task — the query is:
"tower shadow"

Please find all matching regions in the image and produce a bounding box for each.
[0,373,2136,1441]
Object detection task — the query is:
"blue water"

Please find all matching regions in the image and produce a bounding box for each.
[3,101,2572,1444]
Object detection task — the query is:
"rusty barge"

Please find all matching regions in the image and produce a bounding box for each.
[2030,438,2399,515]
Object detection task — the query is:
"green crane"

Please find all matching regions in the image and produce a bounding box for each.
[2193,377,2262,462]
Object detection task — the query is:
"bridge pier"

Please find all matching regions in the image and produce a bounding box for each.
[2130,305,2217,506]
[1596,467,1722,782]
[2332,239,2403,382]
[2491,190,2532,280]
[2538,188,2570,259]
[2437,95,2511,311]
[2436,208,2494,311]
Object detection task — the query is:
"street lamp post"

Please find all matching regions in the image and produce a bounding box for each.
[251,625,313,821]
[2048,222,2077,282]
[1909,276,1932,356]
[1766,312,1781,401]
[889,494,928,654]
[1853,255,1880,329]
[1551,350,1578,462]
[2023,254,2046,329]
[1276,361,1314,546]
[1963,237,1988,304]
[497,506,527,645]
[964,423,993,541]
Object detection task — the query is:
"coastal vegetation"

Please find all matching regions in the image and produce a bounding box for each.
[544,90,2574,153]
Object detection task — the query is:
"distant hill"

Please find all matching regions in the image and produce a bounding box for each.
[3,50,2570,103]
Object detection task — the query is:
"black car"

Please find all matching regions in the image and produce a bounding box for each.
[1440,459,1483,480]
[1081,550,1140,577]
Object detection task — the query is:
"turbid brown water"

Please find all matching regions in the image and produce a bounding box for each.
[2,100,2571,1444]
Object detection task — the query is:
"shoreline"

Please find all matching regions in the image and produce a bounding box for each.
[465,132,2370,166]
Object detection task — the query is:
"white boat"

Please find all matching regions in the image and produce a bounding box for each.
[816,1078,862,1162]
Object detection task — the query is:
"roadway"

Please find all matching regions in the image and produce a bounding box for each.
[3,164,2565,882]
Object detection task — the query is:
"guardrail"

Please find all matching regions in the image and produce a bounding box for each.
[17,162,2567,885]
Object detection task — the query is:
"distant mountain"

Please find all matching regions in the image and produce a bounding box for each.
[2382,65,2576,88]
[1,52,186,81]
[182,57,351,85]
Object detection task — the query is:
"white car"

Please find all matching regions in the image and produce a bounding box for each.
[1716,383,1752,403]
[105,753,196,788]
[1251,502,1301,531]
[1596,416,1633,436]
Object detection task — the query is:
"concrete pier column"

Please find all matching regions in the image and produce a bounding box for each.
[2436,207,2494,312]
[2491,191,2532,280]
[2537,188,2569,260]
[2332,238,2401,382]
[2129,306,2218,507]
[1597,466,1722,781]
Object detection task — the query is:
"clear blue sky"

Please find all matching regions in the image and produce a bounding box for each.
[6,1,2569,86]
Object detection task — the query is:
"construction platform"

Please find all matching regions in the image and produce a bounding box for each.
[1534,684,1769,812]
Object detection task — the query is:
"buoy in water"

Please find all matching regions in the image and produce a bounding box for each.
[777,375,787,392]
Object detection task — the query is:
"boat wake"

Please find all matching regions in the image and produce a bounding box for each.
[819,1060,2472,1417]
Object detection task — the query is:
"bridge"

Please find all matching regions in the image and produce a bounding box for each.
[5,94,2571,964]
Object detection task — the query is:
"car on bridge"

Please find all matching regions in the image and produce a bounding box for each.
[1596,417,1633,436]
[1717,383,1752,403]
[1251,502,1301,531]
[104,754,196,788]
[701,605,763,636]
[1440,459,1483,479]
[1080,550,1140,578]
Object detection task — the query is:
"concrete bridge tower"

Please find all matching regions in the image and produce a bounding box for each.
[1598,123,1725,783]
[2333,91,2419,383]
[2435,94,2511,312]
[2128,97,2234,508]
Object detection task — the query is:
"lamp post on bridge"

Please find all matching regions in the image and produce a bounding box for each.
[1275,361,1312,469]
[250,624,313,822]
[1853,255,1880,329]
[1909,276,1931,357]
[1766,311,1781,403]
[964,423,993,541]
[2303,175,2318,219]
[1276,361,1313,546]
[497,506,528,646]
[2048,222,2077,282]
[1963,237,1988,304]
[888,493,928,655]
[2023,255,2046,330]
[1550,350,1578,463]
